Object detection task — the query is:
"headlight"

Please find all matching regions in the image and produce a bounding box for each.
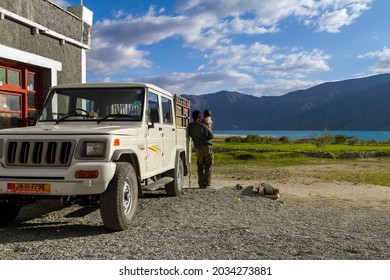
[86,142,106,157]
[76,140,107,158]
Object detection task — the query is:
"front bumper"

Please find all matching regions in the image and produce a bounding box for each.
[0,162,117,196]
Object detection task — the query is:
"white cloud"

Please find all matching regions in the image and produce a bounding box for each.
[129,70,254,95]
[86,0,372,93]
[317,9,352,33]
[92,8,186,47]
[176,0,309,26]
[125,69,321,97]
[199,42,276,70]
[176,0,373,33]
[228,18,279,35]
[267,49,331,76]
[316,1,371,33]
[87,6,184,75]
[198,43,330,79]
[358,47,390,74]
[87,43,151,75]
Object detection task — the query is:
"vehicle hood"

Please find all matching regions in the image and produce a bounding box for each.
[0,123,141,136]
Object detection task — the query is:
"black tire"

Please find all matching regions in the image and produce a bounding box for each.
[100,162,138,231]
[0,203,21,227]
[165,157,184,196]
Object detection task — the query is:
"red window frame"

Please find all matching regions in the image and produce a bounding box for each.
[0,61,41,127]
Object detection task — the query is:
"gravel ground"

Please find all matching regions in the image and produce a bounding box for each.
[0,183,389,260]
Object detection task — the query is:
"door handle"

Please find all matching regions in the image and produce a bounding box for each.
[159,127,163,131]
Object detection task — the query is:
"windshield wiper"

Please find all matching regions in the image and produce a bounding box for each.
[55,112,83,124]
[97,114,136,124]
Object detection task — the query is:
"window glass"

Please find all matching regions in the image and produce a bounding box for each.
[0,94,20,111]
[0,113,20,128]
[7,69,21,86]
[109,103,141,115]
[161,96,173,124]
[39,92,70,120]
[77,97,95,112]
[148,92,160,123]
[28,73,35,90]
[0,93,21,128]
[28,92,36,109]
[148,92,159,109]
[57,94,70,116]
[39,87,144,121]
[0,68,5,83]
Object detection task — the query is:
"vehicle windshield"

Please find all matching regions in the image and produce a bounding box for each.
[38,87,145,123]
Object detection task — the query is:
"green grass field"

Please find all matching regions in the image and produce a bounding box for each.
[189,135,390,186]
[213,137,390,156]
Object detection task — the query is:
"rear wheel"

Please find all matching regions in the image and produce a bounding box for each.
[100,162,138,231]
[0,203,21,227]
[165,157,184,196]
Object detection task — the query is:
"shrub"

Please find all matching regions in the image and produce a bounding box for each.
[347,136,360,146]
[225,135,279,144]
[225,136,244,143]
[311,128,334,149]
[246,135,278,144]
[278,136,290,143]
[334,134,347,144]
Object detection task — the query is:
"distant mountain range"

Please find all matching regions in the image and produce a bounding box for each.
[182,73,390,130]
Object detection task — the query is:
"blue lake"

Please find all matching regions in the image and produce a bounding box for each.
[214,130,390,141]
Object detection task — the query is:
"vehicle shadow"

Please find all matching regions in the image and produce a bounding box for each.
[0,223,111,245]
[0,200,111,243]
[0,191,178,243]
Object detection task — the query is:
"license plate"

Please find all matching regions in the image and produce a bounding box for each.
[7,183,51,194]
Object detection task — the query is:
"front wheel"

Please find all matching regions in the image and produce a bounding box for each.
[100,162,138,231]
[165,157,184,196]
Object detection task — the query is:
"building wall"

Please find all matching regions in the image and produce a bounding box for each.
[1,0,84,43]
[0,0,92,128]
[0,17,81,85]
[0,0,91,85]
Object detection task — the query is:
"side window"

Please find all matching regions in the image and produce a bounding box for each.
[161,96,173,125]
[148,92,160,123]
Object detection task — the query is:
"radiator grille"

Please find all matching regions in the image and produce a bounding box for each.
[5,140,75,166]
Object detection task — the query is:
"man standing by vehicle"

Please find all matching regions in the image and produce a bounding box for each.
[187,110,214,188]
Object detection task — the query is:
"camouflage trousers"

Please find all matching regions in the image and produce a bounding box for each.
[195,145,214,188]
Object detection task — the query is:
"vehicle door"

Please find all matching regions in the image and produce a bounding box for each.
[146,91,163,171]
[161,95,175,167]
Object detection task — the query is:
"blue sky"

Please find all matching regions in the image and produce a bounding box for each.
[53,0,390,96]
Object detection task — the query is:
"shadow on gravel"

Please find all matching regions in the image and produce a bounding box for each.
[0,223,110,244]
[0,191,179,243]
[141,192,167,199]
[0,200,112,243]
[0,191,186,244]
[64,205,99,218]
